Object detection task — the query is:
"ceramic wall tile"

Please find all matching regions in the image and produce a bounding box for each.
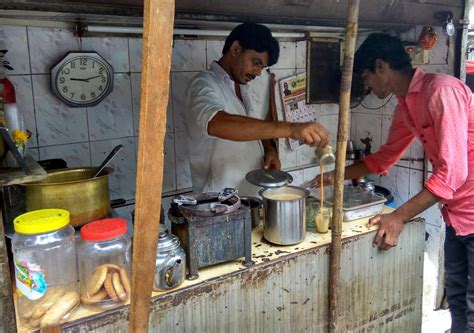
[171,71,198,132]
[87,73,133,141]
[354,113,383,155]
[418,64,449,74]
[171,39,206,72]
[319,103,338,116]
[288,169,304,186]
[206,40,224,68]
[26,147,39,160]
[174,131,192,190]
[114,204,135,238]
[380,166,410,207]
[32,75,89,146]
[130,73,173,136]
[160,196,174,228]
[296,41,307,69]
[39,142,91,167]
[80,37,130,73]
[409,169,424,198]
[317,114,339,147]
[303,166,318,183]
[350,112,358,144]
[90,138,137,200]
[163,132,176,193]
[382,94,398,116]
[28,27,80,74]
[0,26,30,74]
[358,92,383,111]
[279,139,297,170]
[129,38,142,72]
[296,145,316,166]
[8,75,37,147]
[381,114,392,146]
[409,139,424,170]
[273,42,296,70]
[422,204,444,228]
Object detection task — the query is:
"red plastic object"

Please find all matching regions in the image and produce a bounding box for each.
[0,77,16,103]
[80,218,127,241]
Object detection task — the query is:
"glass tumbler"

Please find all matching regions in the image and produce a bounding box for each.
[315,207,332,234]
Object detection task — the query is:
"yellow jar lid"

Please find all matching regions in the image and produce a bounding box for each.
[14,209,70,234]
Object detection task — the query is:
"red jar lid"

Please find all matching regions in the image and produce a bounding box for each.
[80,218,127,241]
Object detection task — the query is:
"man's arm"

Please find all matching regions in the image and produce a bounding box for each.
[208,111,329,147]
[310,161,371,187]
[369,188,438,250]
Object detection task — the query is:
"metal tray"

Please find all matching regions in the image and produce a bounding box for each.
[312,185,387,222]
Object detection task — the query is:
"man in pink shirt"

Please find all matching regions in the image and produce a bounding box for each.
[312,33,474,332]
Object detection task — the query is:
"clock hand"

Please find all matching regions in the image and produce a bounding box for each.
[83,75,104,81]
[70,78,89,82]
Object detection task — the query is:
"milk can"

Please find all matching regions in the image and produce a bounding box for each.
[12,209,79,329]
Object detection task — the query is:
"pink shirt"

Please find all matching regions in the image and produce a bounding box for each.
[364,68,474,235]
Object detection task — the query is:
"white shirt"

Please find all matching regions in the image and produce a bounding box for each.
[184,62,264,196]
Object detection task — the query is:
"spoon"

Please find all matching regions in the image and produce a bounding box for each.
[93,144,124,178]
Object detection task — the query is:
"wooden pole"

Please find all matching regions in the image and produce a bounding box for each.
[328,1,360,332]
[129,0,175,332]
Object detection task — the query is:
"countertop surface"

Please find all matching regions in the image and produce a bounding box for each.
[16,206,396,332]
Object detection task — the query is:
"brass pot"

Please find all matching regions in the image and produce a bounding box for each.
[22,167,112,227]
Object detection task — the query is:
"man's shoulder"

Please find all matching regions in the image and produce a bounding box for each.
[423,71,464,90]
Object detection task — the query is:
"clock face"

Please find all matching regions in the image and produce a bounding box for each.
[51,53,114,107]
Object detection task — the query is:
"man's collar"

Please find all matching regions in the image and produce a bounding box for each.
[405,67,425,95]
[210,61,232,85]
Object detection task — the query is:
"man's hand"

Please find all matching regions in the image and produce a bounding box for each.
[289,122,329,147]
[368,213,405,251]
[309,171,334,188]
[263,147,281,170]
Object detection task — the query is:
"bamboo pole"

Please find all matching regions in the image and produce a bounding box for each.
[129,0,175,332]
[328,1,360,332]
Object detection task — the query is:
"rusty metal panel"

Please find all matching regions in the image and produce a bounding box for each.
[62,220,424,333]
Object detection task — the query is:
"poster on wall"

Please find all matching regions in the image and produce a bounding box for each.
[279,73,318,150]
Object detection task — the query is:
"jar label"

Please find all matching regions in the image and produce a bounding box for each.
[14,260,47,300]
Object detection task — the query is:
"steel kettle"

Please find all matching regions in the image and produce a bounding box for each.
[154,226,186,291]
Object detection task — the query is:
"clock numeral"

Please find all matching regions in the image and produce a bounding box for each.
[62,86,68,93]
[92,61,95,68]
[70,92,75,99]
[61,68,70,75]
[81,94,86,101]
[80,58,87,66]
[91,92,96,98]
[101,76,106,83]
[70,61,75,69]
[99,67,104,74]
[98,85,103,91]
[59,77,65,84]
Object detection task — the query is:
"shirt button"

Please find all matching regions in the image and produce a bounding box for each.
[420,134,424,138]
[423,140,427,143]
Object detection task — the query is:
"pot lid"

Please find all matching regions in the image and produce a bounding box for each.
[245,169,293,188]
[158,228,182,252]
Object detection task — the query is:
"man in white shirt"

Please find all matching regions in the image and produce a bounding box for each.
[185,23,329,196]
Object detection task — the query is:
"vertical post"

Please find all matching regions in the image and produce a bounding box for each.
[328,1,360,332]
[129,0,175,332]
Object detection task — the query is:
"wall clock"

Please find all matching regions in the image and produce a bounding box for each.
[51,52,114,107]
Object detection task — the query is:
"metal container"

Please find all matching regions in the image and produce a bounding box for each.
[240,196,262,228]
[315,185,387,221]
[260,186,309,245]
[154,228,186,291]
[22,167,112,228]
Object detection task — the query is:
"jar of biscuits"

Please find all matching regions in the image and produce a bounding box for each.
[77,218,131,310]
[12,209,79,329]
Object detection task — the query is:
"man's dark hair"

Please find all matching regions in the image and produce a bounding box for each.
[222,22,280,66]
[354,33,412,75]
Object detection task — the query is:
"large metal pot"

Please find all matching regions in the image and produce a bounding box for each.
[22,167,112,227]
[260,186,309,245]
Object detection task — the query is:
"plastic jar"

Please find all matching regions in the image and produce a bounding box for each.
[77,218,131,310]
[12,209,79,330]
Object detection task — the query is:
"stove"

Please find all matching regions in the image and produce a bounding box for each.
[169,201,253,280]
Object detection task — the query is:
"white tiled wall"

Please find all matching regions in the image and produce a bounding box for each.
[0,25,338,204]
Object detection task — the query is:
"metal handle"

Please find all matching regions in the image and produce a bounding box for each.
[93,144,123,178]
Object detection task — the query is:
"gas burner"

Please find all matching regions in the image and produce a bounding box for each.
[172,189,241,217]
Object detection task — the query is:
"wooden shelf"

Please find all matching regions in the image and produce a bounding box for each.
[0,156,47,186]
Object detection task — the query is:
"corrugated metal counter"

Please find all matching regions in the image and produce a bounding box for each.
[17,206,425,332]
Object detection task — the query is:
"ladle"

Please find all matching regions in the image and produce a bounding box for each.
[93,144,123,178]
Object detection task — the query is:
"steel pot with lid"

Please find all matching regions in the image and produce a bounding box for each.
[246,169,309,245]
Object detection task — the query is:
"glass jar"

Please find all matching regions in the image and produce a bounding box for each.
[12,209,79,330]
[77,218,131,311]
